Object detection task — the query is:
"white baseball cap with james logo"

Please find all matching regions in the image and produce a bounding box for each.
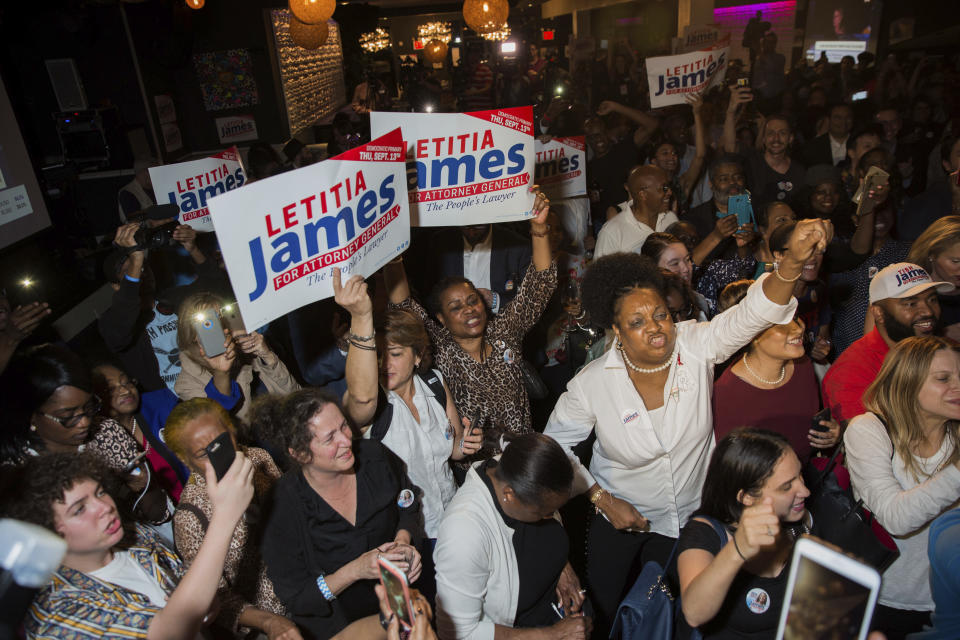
[868,262,954,305]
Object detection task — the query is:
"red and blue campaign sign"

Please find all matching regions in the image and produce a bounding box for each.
[149,147,246,232]
[645,47,729,109]
[206,129,410,329]
[535,136,586,200]
[370,107,535,226]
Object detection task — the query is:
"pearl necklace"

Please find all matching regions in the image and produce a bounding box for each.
[742,353,786,386]
[618,342,676,374]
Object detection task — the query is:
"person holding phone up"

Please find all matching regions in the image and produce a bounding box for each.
[163,398,302,640]
[7,449,257,640]
[173,292,300,422]
[677,429,813,639]
[334,268,481,541]
[255,388,423,640]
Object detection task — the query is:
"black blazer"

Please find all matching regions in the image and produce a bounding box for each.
[426,226,532,307]
[802,134,839,168]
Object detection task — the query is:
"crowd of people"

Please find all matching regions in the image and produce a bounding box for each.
[2,32,960,640]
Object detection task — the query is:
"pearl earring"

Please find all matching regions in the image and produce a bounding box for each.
[29,424,37,432]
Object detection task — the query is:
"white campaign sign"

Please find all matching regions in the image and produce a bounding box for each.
[149,147,247,232]
[370,107,535,226]
[535,136,586,200]
[207,129,410,330]
[646,47,729,109]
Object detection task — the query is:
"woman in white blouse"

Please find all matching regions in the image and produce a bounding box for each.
[334,268,482,539]
[845,335,960,639]
[543,218,830,633]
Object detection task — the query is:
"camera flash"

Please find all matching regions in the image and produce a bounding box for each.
[194,312,206,322]
[20,278,34,288]
[222,304,233,312]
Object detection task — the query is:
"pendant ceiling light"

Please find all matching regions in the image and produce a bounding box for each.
[462,0,508,35]
[289,17,329,50]
[289,0,335,25]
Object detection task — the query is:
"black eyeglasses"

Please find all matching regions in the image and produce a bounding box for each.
[39,396,102,428]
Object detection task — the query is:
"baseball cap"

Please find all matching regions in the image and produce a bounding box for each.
[868,262,954,305]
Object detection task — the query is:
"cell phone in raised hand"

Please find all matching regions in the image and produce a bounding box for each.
[378,556,415,630]
[204,431,236,482]
[775,535,880,640]
[194,310,227,358]
[853,166,890,217]
[220,302,247,337]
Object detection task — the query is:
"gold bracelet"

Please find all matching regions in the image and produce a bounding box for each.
[773,261,802,283]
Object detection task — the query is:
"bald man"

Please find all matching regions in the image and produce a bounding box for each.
[594,165,679,258]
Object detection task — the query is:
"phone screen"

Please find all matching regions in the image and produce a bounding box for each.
[378,558,414,629]
[781,554,873,639]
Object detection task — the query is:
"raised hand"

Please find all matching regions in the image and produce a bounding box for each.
[332,267,373,319]
[733,497,779,560]
[785,218,833,266]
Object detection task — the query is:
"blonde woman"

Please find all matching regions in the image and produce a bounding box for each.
[174,292,299,421]
[845,336,960,638]
[907,215,960,342]
[165,398,301,640]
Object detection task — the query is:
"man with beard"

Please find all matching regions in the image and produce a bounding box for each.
[822,262,954,423]
[681,153,746,264]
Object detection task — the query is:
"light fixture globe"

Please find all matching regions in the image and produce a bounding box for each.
[289,0,335,25]
[289,17,329,49]
[462,0,508,35]
[185,0,204,9]
[423,39,448,64]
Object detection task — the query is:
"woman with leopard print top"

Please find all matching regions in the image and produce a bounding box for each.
[383,192,557,463]
[165,398,301,640]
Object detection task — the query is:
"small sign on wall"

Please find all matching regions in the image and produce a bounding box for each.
[215,114,259,144]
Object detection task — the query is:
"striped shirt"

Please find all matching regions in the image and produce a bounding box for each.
[25,525,183,639]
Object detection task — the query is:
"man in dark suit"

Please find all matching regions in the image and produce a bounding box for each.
[802,103,853,167]
[424,224,531,313]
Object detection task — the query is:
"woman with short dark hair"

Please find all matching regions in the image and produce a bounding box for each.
[677,429,812,638]
[255,389,423,640]
[543,216,830,635]
[433,433,589,639]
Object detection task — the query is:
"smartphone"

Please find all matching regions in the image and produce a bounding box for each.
[194,310,227,358]
[220,303,247,336]
[727,192,755,232]
[736,77,750,88]
[378,556,416,630]
[811,407,831,433]
[775,535,880,640]
[851,90,868,102]
[853,166,890,217]
[204,431,236,481]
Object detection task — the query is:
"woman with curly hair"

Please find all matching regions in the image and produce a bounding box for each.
[543,217,831,634]
[5,450,255,640]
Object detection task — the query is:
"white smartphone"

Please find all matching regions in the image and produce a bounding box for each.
[775,535,881,640]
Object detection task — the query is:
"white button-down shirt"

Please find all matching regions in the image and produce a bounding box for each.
[463,229,493,291]
[594,207,679,258]
[830,134,848,166]
[544,274,797,537]
[366,370,457,538]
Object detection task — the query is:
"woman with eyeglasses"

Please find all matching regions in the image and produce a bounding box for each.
[0,344,180,541]
[91,363,188,501]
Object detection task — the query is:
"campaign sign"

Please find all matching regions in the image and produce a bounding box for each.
[206,128,410,330]
[534,136,586,200]
[370,107,535,226]
[646,47,729,109]
[215,114,258,144]
[149,147,246,232]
